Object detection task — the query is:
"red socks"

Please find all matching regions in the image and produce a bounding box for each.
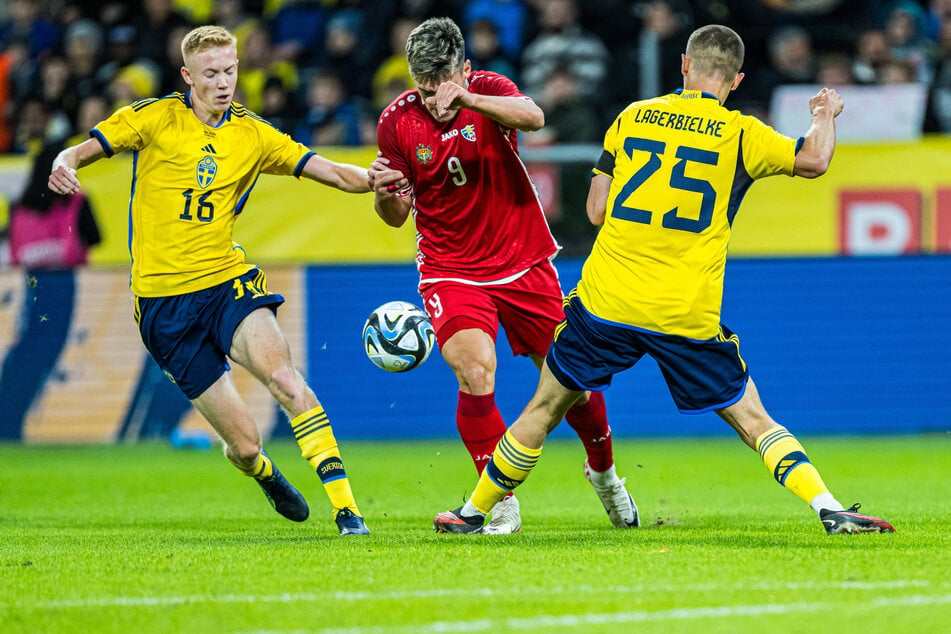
[564,391,614,472]
[456,391,507,475]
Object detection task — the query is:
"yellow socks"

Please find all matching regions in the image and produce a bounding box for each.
[233,451,274,480]
[291,405,360,516]
[469,430,542,515]
[756,426,830,506]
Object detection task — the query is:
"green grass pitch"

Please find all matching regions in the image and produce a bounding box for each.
[1,435,949,633]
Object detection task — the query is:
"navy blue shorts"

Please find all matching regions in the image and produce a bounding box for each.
[547,295,749,414]
[134,268,285,399]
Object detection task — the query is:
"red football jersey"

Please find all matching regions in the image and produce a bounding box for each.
[377,71,559,285]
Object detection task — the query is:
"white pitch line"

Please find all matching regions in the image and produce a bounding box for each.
[34,579,937,609]
[301,593,951,634]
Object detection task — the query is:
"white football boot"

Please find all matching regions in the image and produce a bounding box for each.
[482,494,522,534]
[584,460,640,528]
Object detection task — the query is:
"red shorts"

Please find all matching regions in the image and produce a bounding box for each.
[419,261,565,357]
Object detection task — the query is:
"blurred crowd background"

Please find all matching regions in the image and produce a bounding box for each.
[2,0,951,157]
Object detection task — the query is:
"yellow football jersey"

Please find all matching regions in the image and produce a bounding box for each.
[92,92,314,297]
[579,89,798,339]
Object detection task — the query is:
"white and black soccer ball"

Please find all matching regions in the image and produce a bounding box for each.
[362,301,436,372]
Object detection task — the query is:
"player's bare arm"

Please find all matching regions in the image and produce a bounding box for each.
[372,168,412,228]
[300,153,371,193]
[429,81,544,132]
[48,137,106,195]
[793,87,843,179]
[586,173,612,226]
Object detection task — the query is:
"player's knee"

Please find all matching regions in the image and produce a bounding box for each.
[456,359,494,393]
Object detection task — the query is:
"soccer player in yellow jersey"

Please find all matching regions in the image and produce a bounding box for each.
[48,25,372,535]
[435,24,895,536]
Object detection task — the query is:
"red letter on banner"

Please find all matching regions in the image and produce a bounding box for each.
[839,190,921,255]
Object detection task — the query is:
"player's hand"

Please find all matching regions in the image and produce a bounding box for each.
[809,87,844,118]
[372,168,409,197]
[428,80,471,118]
[48,165,81,195]
[368,150,390,185]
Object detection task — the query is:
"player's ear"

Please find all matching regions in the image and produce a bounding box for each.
[463,59,472,77]
[731,72,745,91]
[681,54,690,76]
[181,65,192,86]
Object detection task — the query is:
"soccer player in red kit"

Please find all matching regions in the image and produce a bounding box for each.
[370,17,638,533]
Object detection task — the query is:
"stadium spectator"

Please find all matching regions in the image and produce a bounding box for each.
[47,24,373,536]
[69,93,110,144]
[522,67,600,145]
[519,0,611,103]
[884,0,936,82]
[432,24,896,538]
[236,22,297,113]
[294,69,371,146]
[95,24,141,87]
[62,19,105,107]
[391,0,461,22]
[158,23,191,94]
[211,0,258,58]
[815,52,856,86]
[879,57,918,82]
[129,0,192,66]
[0,38,33,152]
[106,61,160,110]
[322,9,376,100]
[736,24,816,111]
[631,0,694,100]
[852,28,892,84]
[462,0,528,61]
[11,95,49,154]
[0,0,59,62]
[260,75,300,133]
[465,18,518,81]
[269,0,327,69]
[0,141,101,441]
[370,17,637,534]
[370,16,418,112]
[34,55,73,142]
[924,15,951,131]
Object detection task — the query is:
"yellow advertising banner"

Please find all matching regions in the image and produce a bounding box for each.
[2,139,951,263]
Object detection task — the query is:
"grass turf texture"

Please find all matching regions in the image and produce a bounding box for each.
[1,436,948,633]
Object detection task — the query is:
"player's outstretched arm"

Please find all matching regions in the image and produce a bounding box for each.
[586,173,611,226]
[793,87,843,179]
[300,153,371,193]
[429,80,544,132]
[464,93,544,132]
[48,138,106,195]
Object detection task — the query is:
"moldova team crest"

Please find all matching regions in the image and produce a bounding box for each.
[461,124,476,142]
[415,144,433,165]
[196,155,217,189]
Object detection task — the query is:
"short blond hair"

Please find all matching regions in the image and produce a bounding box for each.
[180,25,237,64]
[685,25,744,80]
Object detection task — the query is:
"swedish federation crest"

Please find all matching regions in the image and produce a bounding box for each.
[196,155,217,189]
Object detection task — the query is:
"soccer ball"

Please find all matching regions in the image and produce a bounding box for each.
[362,301,435,372]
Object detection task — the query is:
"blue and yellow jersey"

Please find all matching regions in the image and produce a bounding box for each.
[92,91,315,297]
[579,89,799,339]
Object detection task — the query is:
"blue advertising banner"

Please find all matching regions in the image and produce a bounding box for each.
[305,256,951,439]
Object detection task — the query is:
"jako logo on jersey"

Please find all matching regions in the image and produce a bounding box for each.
[415,144,434,165]
[196,155,217,189]
[461,124,476,141]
